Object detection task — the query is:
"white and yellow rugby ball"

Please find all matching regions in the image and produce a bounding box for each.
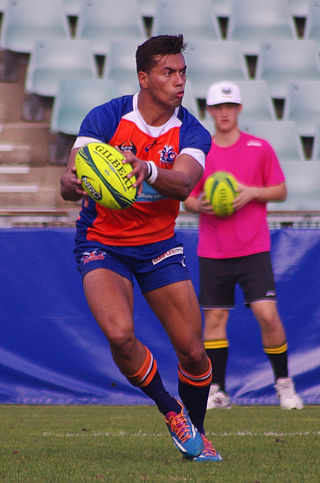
[204,171,237,217]
[75,142,137,210]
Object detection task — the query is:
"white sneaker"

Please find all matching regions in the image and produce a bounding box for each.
[207,384,231,410]
[275,377,304,410]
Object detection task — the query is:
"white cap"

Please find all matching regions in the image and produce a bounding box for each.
[206,81,241,106]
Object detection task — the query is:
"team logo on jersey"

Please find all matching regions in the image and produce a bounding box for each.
[158,145,177,168]
[117,140,137,155]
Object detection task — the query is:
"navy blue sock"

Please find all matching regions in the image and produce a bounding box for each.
[141,371,181,415]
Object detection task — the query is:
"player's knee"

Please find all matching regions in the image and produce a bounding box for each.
[177,342,207,370]
[204,309,228,331]
[257,313,282,331]
[107,329,136,353]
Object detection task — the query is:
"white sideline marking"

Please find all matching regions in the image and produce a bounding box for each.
[42,431,320,438]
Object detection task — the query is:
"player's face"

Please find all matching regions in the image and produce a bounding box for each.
[141,53,187,109]
[207,103,242,133]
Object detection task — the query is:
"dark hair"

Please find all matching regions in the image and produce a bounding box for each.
[136,34,186,73]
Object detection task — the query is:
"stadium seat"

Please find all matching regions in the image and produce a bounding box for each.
[282,80,320,137]
[75,0,145,56]
[181,81,200,119]
[311,124,320,161]
[204,80,275,123]
[49,77,120,165]
[236,80,276,121]
[0,0,70,54]
[50,78,119,136]
[25,39,98,98]
[152,0,221,42]
[268,161,320,211]
[304,0,320,52]
[62,0,83,16]
[240,120,305,162]
[287,0,310,18]
[103,39,140,96]
[255,40,320,99]
[185,40,248,99]
[210,0,232,18]
[227,0,297,55]
[137,0,156,18]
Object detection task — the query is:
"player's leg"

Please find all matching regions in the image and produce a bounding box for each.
[250,300,303,409]
[83,268,146,374]
[203,309,231,409]
[145,279,210,427]
[242,252,303,409]
[83,268,204,457]
[145,279,222,461]
[199,257,235,409]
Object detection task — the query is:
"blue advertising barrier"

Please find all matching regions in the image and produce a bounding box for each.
[0,228,319,405]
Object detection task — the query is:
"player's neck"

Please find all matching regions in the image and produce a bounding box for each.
[137,92,175,126]
[213,127,241,147]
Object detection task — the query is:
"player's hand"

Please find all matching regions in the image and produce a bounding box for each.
[60,165,88,202]
[198,194,214,214]
[122,151,150,195]
[233,182,258,210]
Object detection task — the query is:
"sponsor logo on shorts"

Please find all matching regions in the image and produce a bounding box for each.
[82,249,106,265]
[266,290,276,297]
[152,247,184,265]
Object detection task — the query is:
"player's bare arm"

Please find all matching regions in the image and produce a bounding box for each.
[125,152,203,201]
[234,181,287,210]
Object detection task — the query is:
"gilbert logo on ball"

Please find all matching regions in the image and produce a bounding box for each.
[204,171,237,217]
[75,142,137,210]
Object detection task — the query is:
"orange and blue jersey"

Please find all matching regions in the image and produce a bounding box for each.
[75,94,211,246]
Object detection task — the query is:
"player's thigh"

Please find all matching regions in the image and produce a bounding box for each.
[144,279,203,354]
[83,268,134,339]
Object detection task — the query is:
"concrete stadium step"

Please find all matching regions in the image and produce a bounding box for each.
[0,122,52,164]
[0,165,66,209]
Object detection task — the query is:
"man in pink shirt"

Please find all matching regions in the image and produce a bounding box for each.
[184,81,303,410]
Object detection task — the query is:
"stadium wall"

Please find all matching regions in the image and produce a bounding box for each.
[0,228,319,406]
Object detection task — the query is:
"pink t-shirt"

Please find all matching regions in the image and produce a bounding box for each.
[190,132,285,258]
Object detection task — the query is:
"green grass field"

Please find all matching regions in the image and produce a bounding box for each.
[0,405,319,482]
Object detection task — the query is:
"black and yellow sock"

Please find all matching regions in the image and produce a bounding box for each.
[264,341,288,380]
[204,339,229,392]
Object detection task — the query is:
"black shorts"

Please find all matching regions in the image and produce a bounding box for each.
[199,252,276,309]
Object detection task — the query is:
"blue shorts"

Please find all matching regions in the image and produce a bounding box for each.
[74,235,190,294]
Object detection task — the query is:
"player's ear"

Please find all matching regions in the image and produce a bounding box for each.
[138,71,149,89]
